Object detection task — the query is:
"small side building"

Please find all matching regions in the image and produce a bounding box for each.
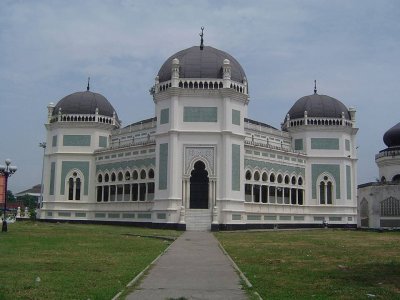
[358,122,400,228]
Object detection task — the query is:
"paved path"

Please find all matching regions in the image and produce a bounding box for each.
[126,231,248,300]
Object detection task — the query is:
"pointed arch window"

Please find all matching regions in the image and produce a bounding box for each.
[67,171,83,200]
[319,175,333,205]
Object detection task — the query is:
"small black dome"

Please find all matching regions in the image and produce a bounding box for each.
[157,46,246,83]
[286,94,350,121]
[53,91,118,119]
[383,122,400,147]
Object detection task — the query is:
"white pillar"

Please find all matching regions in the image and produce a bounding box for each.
[186,180,190,209]
[208,180,213,209]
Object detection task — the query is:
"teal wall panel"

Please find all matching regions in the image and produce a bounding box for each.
[294,139,303,150]
[244,158,305,177]
[346,165,351,199]
[159,143,168,190]
[96,157,156,172]
[232,109,241,125]
[52,135,57,147]
[311,164,340,199]
[160,108,169,124]
[311,138,339,150]
[49,162,55,195]
[61,161,90,195]
[63,135,91,146]
[345,139,350,151]
[99,136,108,148]
[232,144,241,191]
[183,107,217,122]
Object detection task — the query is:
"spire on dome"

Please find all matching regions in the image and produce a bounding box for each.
[314,80,317,94]
[199,27,204,50]
[87,77,90,91]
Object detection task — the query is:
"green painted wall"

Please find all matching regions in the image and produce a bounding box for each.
[49,162,55,195]
[99,136,108,148]
[63,135,91,146]
[96,157,155,172]
[232,109,241,125]
[61,161,90,195]
[294,139,303,150]
[160,108,169,124]
[159,143,168,190]
[311,138,339,150]
[311,164,340,199]
[346,165,351,199]
[52,135,57,147]
[183,107,217,122]
[244,158,305,177]
[345,139,350,151]
[232,144,241,191]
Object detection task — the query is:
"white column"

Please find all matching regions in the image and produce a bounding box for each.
[214,180,217,207]
[186,180,190,209]
[208,180,213,209]
[182,179,185,207]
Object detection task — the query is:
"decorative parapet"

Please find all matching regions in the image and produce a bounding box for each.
[244,140,305,155]
[153,78,248,95]
[48,113,120,127]
[375,149,400,160]
[94,139,156,154]
[283,116,354,129]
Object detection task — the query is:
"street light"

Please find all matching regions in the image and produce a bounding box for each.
[39,142,46,209]
[0,159,17,232]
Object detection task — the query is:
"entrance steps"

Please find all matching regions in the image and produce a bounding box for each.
[185,209,212,231]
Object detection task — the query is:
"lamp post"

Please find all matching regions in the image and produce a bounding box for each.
[39,142,46,209]
[0,159,17,232]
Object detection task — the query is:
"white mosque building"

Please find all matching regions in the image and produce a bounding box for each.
[38,41,358,230]
[358,122,400,229]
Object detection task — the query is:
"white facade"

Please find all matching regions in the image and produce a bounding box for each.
[39,45,358,230]
[358,125,400,229]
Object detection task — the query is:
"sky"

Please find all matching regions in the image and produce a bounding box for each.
[0,0,399,193]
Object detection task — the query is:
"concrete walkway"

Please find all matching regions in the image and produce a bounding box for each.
[126,231,248,300]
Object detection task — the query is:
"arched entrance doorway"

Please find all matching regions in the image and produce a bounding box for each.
[190,161,209,209]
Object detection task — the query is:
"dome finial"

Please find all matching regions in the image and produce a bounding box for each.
[314,80,317,94]
[87,77,90,91]
[199,26,204,50]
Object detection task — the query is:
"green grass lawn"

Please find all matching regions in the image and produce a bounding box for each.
[215,229,400,300]
[0,222,181,300]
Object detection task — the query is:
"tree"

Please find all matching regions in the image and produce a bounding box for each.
[18,195,37,209]
[6,190,16,203]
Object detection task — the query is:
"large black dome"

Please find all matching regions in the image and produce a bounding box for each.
[53,91,118,119]
[286,94,350,121]
[383,122,400,148]
[157,46,246,83]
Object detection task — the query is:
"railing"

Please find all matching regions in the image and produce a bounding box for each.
[155,79,247,95]
[375,149,400,160]
[283,117,354,129]
[244,140,305,156]
[94,139,156,154]
[49,113,118,126]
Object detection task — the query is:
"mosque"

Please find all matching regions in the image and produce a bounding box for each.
[358,122,400,229]
[38,37,359,230]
